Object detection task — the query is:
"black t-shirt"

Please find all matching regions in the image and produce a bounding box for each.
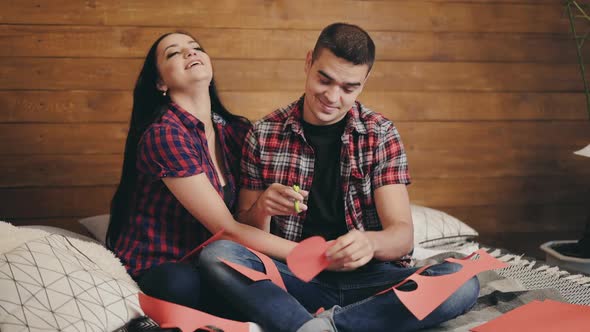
[301,117,349,240]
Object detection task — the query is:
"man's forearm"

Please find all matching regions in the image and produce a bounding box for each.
[366,223,413,261]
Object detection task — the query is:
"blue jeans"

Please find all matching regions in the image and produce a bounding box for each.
[137,260,245,321]
[137,261,203,310]
[199,240,479,332]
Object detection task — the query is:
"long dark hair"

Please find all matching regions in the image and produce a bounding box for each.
[106,31,248,250]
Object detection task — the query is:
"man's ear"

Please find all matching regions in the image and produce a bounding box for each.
[304,50,313,75]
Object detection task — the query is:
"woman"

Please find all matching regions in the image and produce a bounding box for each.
[106,32,301,311]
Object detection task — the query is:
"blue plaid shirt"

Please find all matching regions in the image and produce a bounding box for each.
[115,103,250,277]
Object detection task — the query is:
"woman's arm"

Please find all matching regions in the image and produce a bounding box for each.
[235,184,308,232]
[163,174,297,260]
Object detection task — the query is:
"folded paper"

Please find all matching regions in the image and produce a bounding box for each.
[139,292,249,332]
[286,236,331,282]
[379,249,508,320]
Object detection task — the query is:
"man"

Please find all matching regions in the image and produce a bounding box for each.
[199,23,479,332]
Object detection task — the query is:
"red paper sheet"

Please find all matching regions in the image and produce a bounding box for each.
[471,300,590,332]
[139,293,249,332]
[220,246,287,290]
[380,249,508,320]
[286,236,331,282]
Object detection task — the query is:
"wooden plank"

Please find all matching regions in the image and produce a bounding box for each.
[0,186,115,219]
[0,122,587,155]
[0,57,140,91]
[0,58,582,92]
[407,148,590,179]
[0,124,128,154]
[408,177,590,207]
[397,121,590,151]
[0,1,568,33]
[0,154,123,187]
[2,91,586,123]
[0,25,580,63]
[363,91,589,121]
[1,176,588,219]
[0,90,132,123]
[443,205,588,234]
[1,146,589,188]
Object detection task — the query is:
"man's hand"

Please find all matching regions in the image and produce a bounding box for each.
[254,183,308,217]
[325,230,375,271]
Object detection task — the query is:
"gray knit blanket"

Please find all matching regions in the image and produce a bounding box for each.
[421,245,590,331]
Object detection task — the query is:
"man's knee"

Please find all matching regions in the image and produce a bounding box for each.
[461,276,480,306]
[440,276,480,318]
[425,261,463,276]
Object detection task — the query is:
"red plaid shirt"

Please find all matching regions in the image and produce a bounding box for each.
[241,97,411,242]
[115,103,250,277]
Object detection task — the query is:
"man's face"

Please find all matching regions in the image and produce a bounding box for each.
[303,48,370,126]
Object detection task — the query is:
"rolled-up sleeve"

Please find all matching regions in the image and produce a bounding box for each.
[240,127,265,190]
[137,125,204,179]
[372,122,411,188]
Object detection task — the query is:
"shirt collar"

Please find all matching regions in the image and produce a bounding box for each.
[168,102,227,130]
[346,101,368,135]
[283,96,305,135]
[284,96,368,135]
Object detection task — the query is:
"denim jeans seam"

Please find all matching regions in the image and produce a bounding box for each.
[334,291,386,314]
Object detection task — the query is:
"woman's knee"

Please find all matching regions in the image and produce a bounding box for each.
[138,262,201,308]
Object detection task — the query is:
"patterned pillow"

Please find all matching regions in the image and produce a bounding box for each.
[0,226,142,331]
[78,214,110,245]
[411,204,478,248]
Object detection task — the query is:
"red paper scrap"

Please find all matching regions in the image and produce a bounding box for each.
[380,249,508,320]
[139,292,249,332]
[470,299,590,332]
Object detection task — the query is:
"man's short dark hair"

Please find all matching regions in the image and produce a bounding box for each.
[311,23,376,71]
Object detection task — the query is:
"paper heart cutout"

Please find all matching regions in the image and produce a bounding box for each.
[287,236,331,282]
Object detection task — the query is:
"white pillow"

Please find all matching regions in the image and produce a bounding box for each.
[0,223,142,331]
[20,225,98,243]
[411,204,478,248]
[79,214,110,245]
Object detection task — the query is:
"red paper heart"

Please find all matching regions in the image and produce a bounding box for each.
[287,236,330,282]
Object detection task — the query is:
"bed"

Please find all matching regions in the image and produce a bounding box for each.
[1,205,589,332]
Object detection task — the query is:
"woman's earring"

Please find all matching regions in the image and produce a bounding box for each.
[162,90,167,97]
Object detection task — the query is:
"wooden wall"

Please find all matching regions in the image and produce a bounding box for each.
[1,0,589,257]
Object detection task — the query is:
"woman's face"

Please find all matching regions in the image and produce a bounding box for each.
[155,33,213,94]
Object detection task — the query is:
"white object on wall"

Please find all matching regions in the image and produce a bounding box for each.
[574,143,590,158]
